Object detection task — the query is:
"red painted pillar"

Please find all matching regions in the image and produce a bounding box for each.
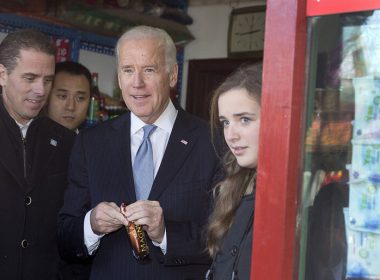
[251,0,307,279]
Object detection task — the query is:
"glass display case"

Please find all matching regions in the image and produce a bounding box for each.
[299,7,380,280]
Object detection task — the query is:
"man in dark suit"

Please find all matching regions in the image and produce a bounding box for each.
[58,25,219,279]
[0,29,75,279]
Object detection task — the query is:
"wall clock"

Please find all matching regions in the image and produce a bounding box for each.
[228,5,266,58]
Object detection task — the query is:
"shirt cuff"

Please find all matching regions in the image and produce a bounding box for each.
[152,228,167,255]
[84,210,104,255]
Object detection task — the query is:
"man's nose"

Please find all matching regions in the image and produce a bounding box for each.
[33,79,46,96]
[65,96,75,111]
[132,72,145,88]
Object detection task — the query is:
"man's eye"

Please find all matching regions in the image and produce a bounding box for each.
[145,68,155,73]
[24,76,34,82]
[123,68,133,74]
[76,96,86,102]
[57,94,67,100]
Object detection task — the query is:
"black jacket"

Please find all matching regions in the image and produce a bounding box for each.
[0,97,76,280]
[209,194,254,280]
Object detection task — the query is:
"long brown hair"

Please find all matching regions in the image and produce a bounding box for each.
[206,62,263,257]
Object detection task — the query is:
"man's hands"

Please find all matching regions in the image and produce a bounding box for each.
[124,200,165,244]
[90,200,165,243]
[90,202,128,235]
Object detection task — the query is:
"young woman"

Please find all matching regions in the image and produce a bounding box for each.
[206,63,262,280]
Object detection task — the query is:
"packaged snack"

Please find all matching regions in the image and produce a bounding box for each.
[120,203,150,260]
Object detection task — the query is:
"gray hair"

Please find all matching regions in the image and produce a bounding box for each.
[116,25,177,73]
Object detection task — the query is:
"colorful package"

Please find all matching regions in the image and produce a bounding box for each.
[352,76,380,140]
[344,208,380,279]
[348,176,380,233]
[351,139,380,180]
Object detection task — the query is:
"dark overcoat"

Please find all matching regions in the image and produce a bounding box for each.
[0,97,75,280]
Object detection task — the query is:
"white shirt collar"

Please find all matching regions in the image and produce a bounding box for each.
[15,119,33,139]
[130,100,178,135]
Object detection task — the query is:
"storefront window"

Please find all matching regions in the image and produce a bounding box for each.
[300,10,380,280]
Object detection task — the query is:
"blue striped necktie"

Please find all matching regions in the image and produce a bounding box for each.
[133,124,157,200]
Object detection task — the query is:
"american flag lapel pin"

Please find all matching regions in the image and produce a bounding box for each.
[50,139,58,147]
[180,139,188,145]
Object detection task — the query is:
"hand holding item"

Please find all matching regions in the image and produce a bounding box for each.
[123,200,165,243]
[120,203,150,260]
[90,202,127,235]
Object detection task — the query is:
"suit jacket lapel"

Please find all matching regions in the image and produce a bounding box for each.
[149,110,198,200]
[110,113,136,203]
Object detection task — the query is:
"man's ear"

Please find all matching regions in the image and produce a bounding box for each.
[0,64,7,87]
[169,64,178,88]
[117,69,122,90]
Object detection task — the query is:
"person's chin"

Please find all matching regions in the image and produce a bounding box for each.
[237,158,256,169]
[65,124,77,131]
[60,119,76,130]
[26,107,43,118]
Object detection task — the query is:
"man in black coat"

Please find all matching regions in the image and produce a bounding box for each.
[58,25,219,279]
[0,29,75,279]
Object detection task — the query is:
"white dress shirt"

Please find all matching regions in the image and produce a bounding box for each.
[16,119,33,138]
[84,100,178,255]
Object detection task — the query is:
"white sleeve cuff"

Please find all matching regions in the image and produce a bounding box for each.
[151,228,167,255]
[84,210,104,255]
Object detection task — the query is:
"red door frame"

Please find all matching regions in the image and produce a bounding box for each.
[307,0,380,16]
[252,1,380,279]
[251,0,307,279]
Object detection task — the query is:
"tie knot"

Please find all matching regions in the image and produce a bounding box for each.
[142,124,156,140]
